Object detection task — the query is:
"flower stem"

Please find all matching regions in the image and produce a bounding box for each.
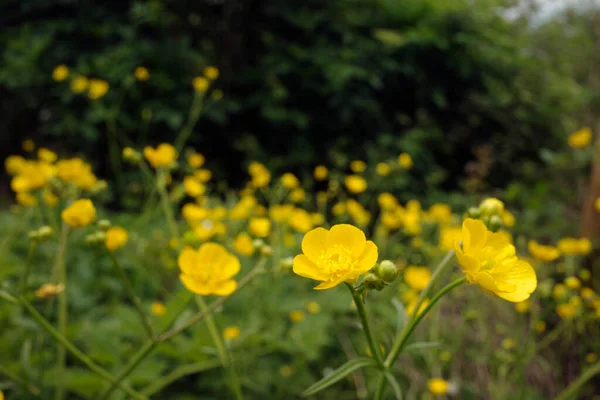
[20,242,38,294]
[554,361,600,400]
[373,373,386,400]
[156,170,179,243]
[53,223,69,400]
[345,283,384,367]
[174,93,205,152]
[107,250,154,339]
[385,276,466,368]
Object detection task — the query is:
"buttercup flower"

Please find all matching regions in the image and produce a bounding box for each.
[151,302,166,316]
[404,266,431,291]
[289,310,305,322]
[345,175,367,194]
[105,226,128,251]
[398,153,413,169]
[223,325,241,340]
[428,378,449,395]
[292,224,378,289]
[71,76,89,93]
[178,243,240,296]
[281,172,300,189]
[376,162,391,176]
[557,237,591,256]
[306,301,321,313]
[455,218,537,302]
[568,127,592,148]
[61,199,96,228]
[528,240,560,261]
[88,79,109,99]
[234,233,255,256]
[35,283,65,299]
[144,143,178,168]
[249,217,271,238]
[134,66,150,81]
[188,152,205,168]
[204,66,220,80]
[38,148,57,163]
[313,165,328,181]
[193,76,210,92]
[52,64,69,81]
[350,160,366,173]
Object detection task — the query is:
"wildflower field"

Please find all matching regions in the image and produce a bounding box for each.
[2,1,600,399]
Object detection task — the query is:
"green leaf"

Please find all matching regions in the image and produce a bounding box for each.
[301,357,378,397]
[384,371,403,400]
[404,341,442,353]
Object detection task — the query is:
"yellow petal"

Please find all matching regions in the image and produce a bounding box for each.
[326,224,366,258]
[178,246,198,274]
[455,251,479,274]
[462,219,487,254]
[491,260,537,302]
[197,242,230,264]
[293,255,329,281]
[357,241,378,272]
[301,227,329,260]
[221,255,241,279]
[180,274,213,295]
[212,280,237,296]
[314,278,345,290]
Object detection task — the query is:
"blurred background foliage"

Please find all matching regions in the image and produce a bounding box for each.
[0,0,598,200]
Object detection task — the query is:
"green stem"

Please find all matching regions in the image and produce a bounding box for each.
[107,251,154,338]
[554,361,600,400]
[20,242,38,294]
[97,340,156,400]
[196,296,243,400]
[346,283,384,366]
[53,223,69,400]
[156,170,180,242]
[18,297,146,400]
[373,373,386,400]
[141,359,223,396]
[0,364,41,396]
[385,276,466,368]
[174,94,205,152]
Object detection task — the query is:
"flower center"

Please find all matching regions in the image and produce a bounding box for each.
[318,245,356,277]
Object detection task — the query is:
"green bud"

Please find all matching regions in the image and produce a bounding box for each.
[479,197,504,216]
[252,239,264,249]
[93,231,106,244]
[467,207,481,219]
[38,226,54,239]
[97,219,112,230]
[260,245,272,257]
[280,257,293,269]
[28,230,40,241]
[375,260,398,283]
[488,215,502,232]
[85,233,96,245]
[363,273,386,291]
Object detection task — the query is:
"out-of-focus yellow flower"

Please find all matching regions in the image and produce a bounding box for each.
[234,233,254,256]
[586,353,598,364]
[188,152,205,168]
[280,365,295,377]
[311,212,324,226]
[440,351,452,362]
[581,287,595,300]
[35,283,65,299]
[404,266,431,291]
[22,139,35,152]
[398,153,413,169]
[182,203,208,223]
[515,299,530,313]
[151,302,166,316]
[332,202,345,216]
[568,127,592,148]
[556,302,578,319]
[535,321,546,332]
[314,165,328,181]
[5,155,26,175]
[281,172,300,189]
[306,301,321,314]
[195,168,212,183]
[184,176,205,197]
[595,198,600,212]
[290,208,313,233]
[292,224,378,289]
[289,310,305,322]
[223,325,241,340]
[17,192,37,207]
[248,162,271,188]
[428,378,449,395]
[105,226,128,251]
[56,158,97,190]
[10,161,56,192]
[61,199,96,227]
[553,283,567,300]
[134,66,150,81]
[249,217,271,238]
[193,76,210,92]
[580,269,591,281]
[38,148,57,163]
[88,79,109,99]
[284,232,296,248]
[269,204,294,223]
[557,237,592,256]
[345,175,367,194]
[52,64,69,81]
[406,297,430,316]
[378,193,398,210]
[71,76,89,93]
[502,210,515,227]
[204,66,220,80]
[565,276,581,290]
[439,225,461,252]
[289,188,305,203]
[502,338,516,350]
[350,160,366,173]
[428,203,452,224]
[455,218,537,302]
[178,243,240,296]
[528,240,560,262]
[376,162,390,176]
[144,143,178,168]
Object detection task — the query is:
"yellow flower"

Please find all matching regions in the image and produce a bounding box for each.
[586,352,598,364]
[195,168,212,182]
[178,243,240,296]
[290,208,313,233]
[151,302,167,316]
[52,64,69,81]
[289,188,305,203]
[188,152,205,168]
[289,310,305,322]
[35,283,65,299]
[528,240,560,261]
[565,276,581,290]
[234,233,255,256]
[223,325,241,340]
[38,148,57,163]
[378,193,398,210]
[22,139,35,152]
[248,162,271,188]
[17,192,37,207]
[144,143,178,168]
[427,203,452,224]
[455,219,537,302]
[553,283,567,300]
[204,66,220,80]
[376,162,391,176]
[568,127,592,148]
[306,301,321,314]
[193,76,210,92]
[515,299,530,313]
[134,66,150,81]
[184,176,205,197]
[313,165,328,181]
[281,172,300,189]
[55,158,97,189]
[403,266,431,291]
[439,225,461,252]
[70,76,89,93]
[105,227,128,251]
[406,297,430,316]
[398,153,413,169]
[249,217,271,238]
[557,237,592,256]
[10,160,56,192]
[345,175,367,194]
[556,302,578,319]
[292,224,378,290]
[61,199,96,228]
[502,338,516,350]
[88,79,109,99]
[350,160,366,173]
[428,378,449,395]
[5,155,26,175]
[502,210,515,227]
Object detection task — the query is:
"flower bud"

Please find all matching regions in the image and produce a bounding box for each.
[375,260,398,283]
[38,225,54,240]
[280,257,293,269]
[252,239,264,249]
[363,273,386,291]
[28,230,40,241]
[479,198,504,216]
[467,207,481,219]
[488,215,503,232]
[260,245,272,257]
[97,219,112,231]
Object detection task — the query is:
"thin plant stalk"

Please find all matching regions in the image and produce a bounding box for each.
[52,223,69,400]
[20,242,38,294]
[554,361,600,400]
[345,283,384,366]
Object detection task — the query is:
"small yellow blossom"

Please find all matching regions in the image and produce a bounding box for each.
[22,139,35,152]
[223,325,241,340]
[586,353,598,364]
[455,219,537,302]
[313,165,328,181]
[234,233,255,256]
[428,378,449,395]
[479,197,504,216]
[557,237,592,256]
[17,192,37,207]
[398,153,413,169]
[43,190,59,207]
[134,66,150,81]
[293,224,378,290]
[565,276,581,290]
[553,283,567,300]
[188,152,205,168]
[345,175,367,194]
[61,199,96,228]
[204,66,220,80]
[195,168,212,182]
[193,76,210,92]
[184,176,205,197]
[502,210,515,227]
[178,243,240,296]
[249,217,271,238]
[556,302,578,319]
[406,298,430,316]
[306,301,321,314]
[528,240,560,262]
[289,310,305,322]
[502,338,516,350]
[281,172,300,189]
[403,266,431,291]
[71,76,89,93]
[289,188,305,203]
[35,283,65,299]
[568,127,592,148]
[105,227,128,251]
[248,162,271,188]
[151,302,167,316]
[37,148,57,163]
[88,79,109,99]
[290,209,313,233]
[515,299,530,313]
[376,162,391,176]
[378,193,398,210]
[52,64,69,81]
[350,160,366,173]
[144,143,178,168]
